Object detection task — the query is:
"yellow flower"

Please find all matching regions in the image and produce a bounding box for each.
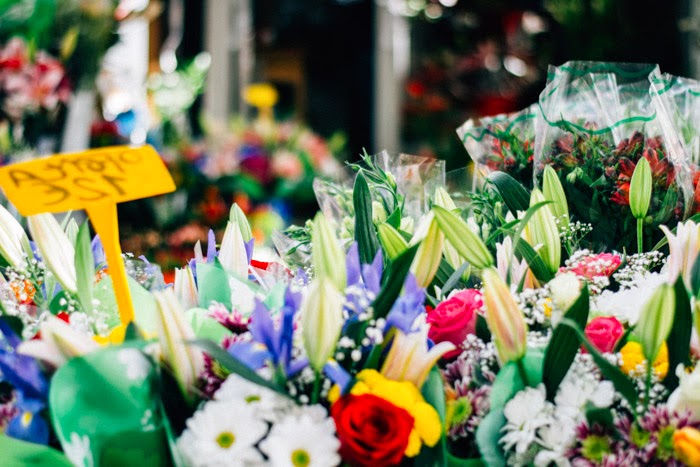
[243,83,278,109]
[349,369,441,457]
[543,298,553,319]
[619,341,668,379]
[674,426,700,467]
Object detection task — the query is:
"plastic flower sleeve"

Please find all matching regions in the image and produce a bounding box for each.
[374,150,445,223]
[533,61,694,251]
[457,105,537,189]
[650,74,700,213]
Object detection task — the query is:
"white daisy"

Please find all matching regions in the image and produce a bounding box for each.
[592,271,666,325]
[214,373,295,423]
[177,399,268,467]
[501,385,552,455]
[258,408,340,467]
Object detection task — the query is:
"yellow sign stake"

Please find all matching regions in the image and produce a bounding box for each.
[0,145,175,324]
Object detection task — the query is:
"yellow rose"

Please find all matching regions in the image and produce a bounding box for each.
[349,369,442,457]
[619,341,668,379]
[674,426,700,467]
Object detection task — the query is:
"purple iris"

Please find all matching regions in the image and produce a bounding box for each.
[384,273,426,333]
[343,243,383,324]
[228,289,308,377]
[0,319,49,444]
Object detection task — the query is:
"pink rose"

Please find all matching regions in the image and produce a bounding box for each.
[563,253,621,280]
[584,316,624,353]
[427,289,482,359]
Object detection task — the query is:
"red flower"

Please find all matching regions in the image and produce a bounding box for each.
[426,289,482,359]
[584,316,624,353]
[332,393,414,467]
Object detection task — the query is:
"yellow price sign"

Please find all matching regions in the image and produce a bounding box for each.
[0,145,176,325]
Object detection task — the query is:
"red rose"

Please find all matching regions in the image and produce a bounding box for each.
[426,289,482,359]
[331,393,414,467]
[585,316,624,353]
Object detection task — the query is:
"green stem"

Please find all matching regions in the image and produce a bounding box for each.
[516,358,530,387]
[311,370,322,405]
[637,217,644,253]
[644,362,652,413]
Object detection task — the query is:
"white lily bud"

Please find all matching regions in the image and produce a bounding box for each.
[154,289,205,403]
[218,220,249,278]
[311,213,346,290]
[18,315,99,368]
[410,212,445,288]
[0,203,31,270]
[229,203,253,243]
[174,266,199,310]
[300,278,344,372]
[27,213,77,293]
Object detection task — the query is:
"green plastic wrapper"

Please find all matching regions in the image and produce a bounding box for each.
[49,347,173,466]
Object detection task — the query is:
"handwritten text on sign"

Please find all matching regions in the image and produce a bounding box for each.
[0,145,175,215]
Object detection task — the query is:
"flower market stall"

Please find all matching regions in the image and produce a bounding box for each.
[3,55,700,467]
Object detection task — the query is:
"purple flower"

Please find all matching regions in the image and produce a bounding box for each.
[0,319,49,444]
[385,274,426,333]
[229,289,308,377]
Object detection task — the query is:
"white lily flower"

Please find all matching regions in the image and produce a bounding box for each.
[154,288,205,402]
[173,266,199,310]
[496,236,533,289]
[0,203,31,270]
[660,220,700,288]
[18,315,99,368]
[380,327,455,388]
[27,213,77,293]
[668,364,700,422]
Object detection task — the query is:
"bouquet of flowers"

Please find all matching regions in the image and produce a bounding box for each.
[458,105,536,189]
[1,137,700,467]
[533,61,694,253]
[0,0,118,158]
[649,73,700,214]
[0,36,71,158]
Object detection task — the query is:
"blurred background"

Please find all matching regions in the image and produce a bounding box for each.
[0,0,697,270]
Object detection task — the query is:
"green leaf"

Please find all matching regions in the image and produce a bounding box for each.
[190,339,286,394]
[441,262,470,297]
[372,244,419,319]
[447,454,485,467]
[354,171,381,264]
[559,318,638,409]
[543,286,590,400]
[74,221,95,314]
[690,254,700,298]
[0,435,73,466]
[585,403,614,429]
[431,258,467,291]
[416,366,448,467]
[514,240,554,283]
[196,259,232,309]
[665,276,692,390]
[487,171,530,215]
[49,347,172,466]
[386,207,402,229]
